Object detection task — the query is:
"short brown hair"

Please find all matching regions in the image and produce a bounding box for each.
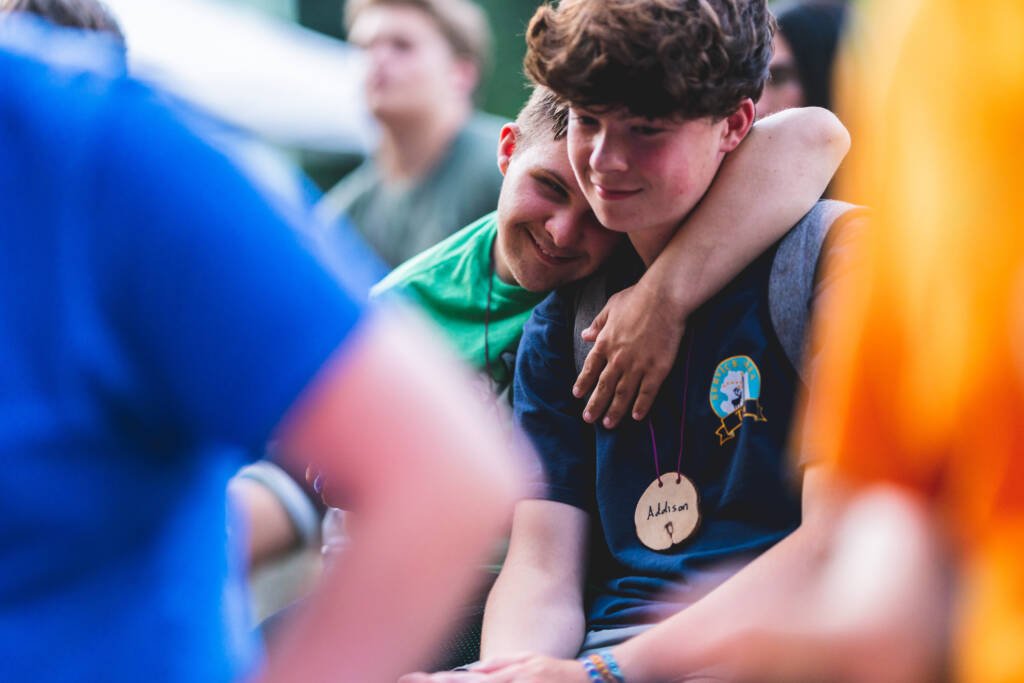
[524,0,775,120]
[514,86,569,148]
[345,0,492,76]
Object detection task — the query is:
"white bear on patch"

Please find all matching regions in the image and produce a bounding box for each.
[718,369,749,415]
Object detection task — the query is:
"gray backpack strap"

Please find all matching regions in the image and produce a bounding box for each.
[572,272,610,377]
[769,199,864,375]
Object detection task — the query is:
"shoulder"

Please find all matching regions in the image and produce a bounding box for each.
[818,205,872,269]
[372,212,497,298]
[528,283,581,329]
[772,200,869,288]
[519,286,579,365]
[778,201,865,261]
[1,48,250,242]
[769,200,869,372]
[1,48,138,169]
[514,288,583,411]
[316,159,377,222]
[0,17,126,82]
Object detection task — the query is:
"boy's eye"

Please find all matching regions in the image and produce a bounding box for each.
[537,177,568,198]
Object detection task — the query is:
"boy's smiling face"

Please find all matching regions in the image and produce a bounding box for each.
[494,126,621,293]
[566,106,747,237]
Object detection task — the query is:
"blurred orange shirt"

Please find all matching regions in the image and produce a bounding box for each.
[800,1,1024,681]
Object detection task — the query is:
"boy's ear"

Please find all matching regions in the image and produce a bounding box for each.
[719,99,756,153]
[497,123,520,176]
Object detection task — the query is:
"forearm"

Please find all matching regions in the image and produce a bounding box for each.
[612,519,832,682]
[612,466,844,682]
[269,481,509,680]
[479,499,590,661]
[480,562,587,660]
[644,107,850,313]
[230,458,327,567]
[261,310,526,682]
[621,486,949,683]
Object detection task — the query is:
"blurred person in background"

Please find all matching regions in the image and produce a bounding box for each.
[667,0,1024,681]
[0,17,527,682]
[757,0,847,119]
[316,0,505,268]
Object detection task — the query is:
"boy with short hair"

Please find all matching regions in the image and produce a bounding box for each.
[316,0,505,267]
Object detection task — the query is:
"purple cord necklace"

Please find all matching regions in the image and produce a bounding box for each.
[647,330,695,485]
[633,330,701,551]
[483,241,496,391]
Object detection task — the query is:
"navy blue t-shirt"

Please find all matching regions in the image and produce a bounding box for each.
[515,245,804,631]
[0,47,362,681]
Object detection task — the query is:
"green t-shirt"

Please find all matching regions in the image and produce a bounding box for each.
[371,212,545,394]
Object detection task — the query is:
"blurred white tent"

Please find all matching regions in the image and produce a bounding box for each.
[104,0,376,153]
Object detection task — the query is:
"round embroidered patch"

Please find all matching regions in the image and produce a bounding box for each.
[709,355,766,444]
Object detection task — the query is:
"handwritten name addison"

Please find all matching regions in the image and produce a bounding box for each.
[647,501,688,520]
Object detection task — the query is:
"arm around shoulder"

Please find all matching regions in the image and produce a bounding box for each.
[646,105,851,316]
[575,107,852,427]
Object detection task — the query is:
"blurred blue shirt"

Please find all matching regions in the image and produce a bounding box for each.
[0,30,362,682]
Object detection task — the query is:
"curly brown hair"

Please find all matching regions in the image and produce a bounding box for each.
[524,0,775,120]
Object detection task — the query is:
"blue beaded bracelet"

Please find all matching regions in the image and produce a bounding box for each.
[580,656,605,683]
[597,650,625,682]
[577,650,626,683]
